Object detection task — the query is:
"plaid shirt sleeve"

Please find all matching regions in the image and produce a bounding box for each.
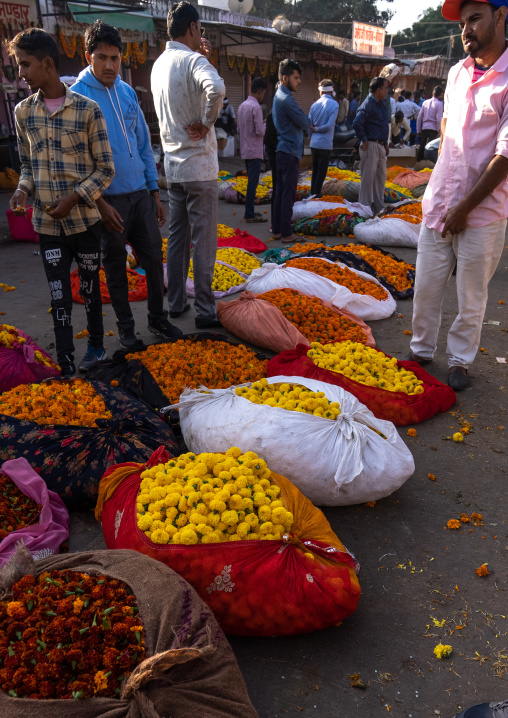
[15,109,35,195]
[75,104,115,207]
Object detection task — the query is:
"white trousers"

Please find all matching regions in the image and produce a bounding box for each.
[410,220,506,368]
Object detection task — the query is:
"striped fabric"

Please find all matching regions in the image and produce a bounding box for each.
[15,84,115,236]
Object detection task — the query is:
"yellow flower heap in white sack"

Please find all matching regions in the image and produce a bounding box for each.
[137,447,294,545]
[235,378,341,419]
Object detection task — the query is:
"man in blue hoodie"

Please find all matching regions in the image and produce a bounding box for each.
[72,21,182,347]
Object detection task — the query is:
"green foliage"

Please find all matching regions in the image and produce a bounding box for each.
[390,6,463,59]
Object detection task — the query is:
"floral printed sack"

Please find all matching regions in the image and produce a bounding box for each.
[0,325,60,393]
[97,447,361,636]
[268,345,456,426]
[0,457,68,566]
[0,380,178,510]
[0,545,258,718]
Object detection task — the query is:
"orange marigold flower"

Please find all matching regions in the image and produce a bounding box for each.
[73,598,84,614]
[110,380,119,387]
[364,501,376,507]
[460,514,471,523]
[475,564,489,577]
[331,244,414,293]
[447,519,461,529]
[427,473,436,481]
[94,670,108,693]
[471,513,483,523]
[407,428,417,437]
[6,601,27,619]
[286,257,388,301]
[403,330,412,335]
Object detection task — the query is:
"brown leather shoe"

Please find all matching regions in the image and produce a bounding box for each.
[448,366,469,391]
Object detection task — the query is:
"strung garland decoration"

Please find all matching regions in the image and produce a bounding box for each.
[225,47,236,71]
[132,40,147,65]
[259,59,269,77]
[246,56,257,75]
[236,54,246,73]
[59,29,77,59]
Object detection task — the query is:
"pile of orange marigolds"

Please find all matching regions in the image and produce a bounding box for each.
[311,196,345,203]
[383,203,422,223]
[98,270,140,291]
[0,473,42,541]
[126,340,268,404]
[289,241,325,255]
[286,257,388,300]
[331,244,414,293]
[0,379,112,427]
[259,288,368,345]
[313,207,351,218]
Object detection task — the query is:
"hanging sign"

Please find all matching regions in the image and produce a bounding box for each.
[352,22,385,57]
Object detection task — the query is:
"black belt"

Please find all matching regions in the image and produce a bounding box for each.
[367,138,386,145]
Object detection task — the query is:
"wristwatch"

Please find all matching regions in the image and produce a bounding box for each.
[149,189,159,196]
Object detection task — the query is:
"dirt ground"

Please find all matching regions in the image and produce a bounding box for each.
[0,177,507,718]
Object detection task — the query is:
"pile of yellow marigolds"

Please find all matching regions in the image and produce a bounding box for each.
[230,177,270,199]
[136,447,294,545]
[0,378,112,426]
[0,324,58,369]
[216,247,260,275]
[235,378,341,419]
[217,223,236,238]
[308,341,424,395]
[189,259,245,292]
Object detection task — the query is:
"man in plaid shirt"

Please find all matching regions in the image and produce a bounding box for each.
[9,29,115,377]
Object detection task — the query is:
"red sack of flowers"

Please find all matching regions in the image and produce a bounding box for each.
[0,458,68,567]
[217,231,267,253]
[0,325,60,393]
[70,268,147,305]
[268,344,456,426]
[96,447,361,637]
[0,545,258,717]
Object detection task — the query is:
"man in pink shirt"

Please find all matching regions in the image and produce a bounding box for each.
[237,77,267,223]
[408,0,508,391]
[416,85,444,162]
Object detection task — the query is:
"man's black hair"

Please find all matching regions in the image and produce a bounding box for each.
[251,77,267,94]
[405,90,413,99]
[433,84,444,97]
[84,20,122,54]
[279,58,302,82]
[167,1,200,40]
[337,88,346,97]
[395,110,404,121]
[369,76,387,94]
[353,90,361,99]
[8,28,60,70]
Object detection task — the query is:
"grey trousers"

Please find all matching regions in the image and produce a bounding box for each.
[166,179,218,320]
[359,142,387,214]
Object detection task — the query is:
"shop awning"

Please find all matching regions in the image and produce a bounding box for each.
[67,2,154,33]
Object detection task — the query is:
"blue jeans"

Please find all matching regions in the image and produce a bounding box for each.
[244,158,262,218]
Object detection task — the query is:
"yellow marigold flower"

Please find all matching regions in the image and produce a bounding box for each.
[222,510,239,526]
[209,499,227,514]
[151,528,170,544]
[226,446,242,458]
[138,514,153,531]
[253,491,270,507]
[244,514,259,528]
[180,528,199,545]
[94,670,109,693]
[229,533,241,541]
[73,598,84,614]
[434,643,453,659]
[453,432,464,442]
[165,492,181,507]
[258,505,272,522]
[175,514,188,528]
[446,519,461,529]
[259,521,274,535]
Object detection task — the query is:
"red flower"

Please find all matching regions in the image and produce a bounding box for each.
[39,680,56,698]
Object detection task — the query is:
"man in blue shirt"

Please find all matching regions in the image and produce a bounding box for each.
[72,21,182,348]
[353,76,390,214]
[308,79,338,197]
[271,59,311,243]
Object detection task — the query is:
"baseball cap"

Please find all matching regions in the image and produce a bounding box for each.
[442,0,508,21]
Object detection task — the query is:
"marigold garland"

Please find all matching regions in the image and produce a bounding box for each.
[136,447,293,544]
[0,473,42,541]
[58,29,76,59]
[259,288,368,345]
[286,257,388,301]
[0,571,144,699]
[125,339,267,404]
[0,378,112,427]
[308,341,424,395]
[331,244,414,293]
[236,379,341,420]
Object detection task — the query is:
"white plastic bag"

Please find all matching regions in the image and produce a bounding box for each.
[186,259,247,298]
[173,375,415,506]
[245,261,396,321]
[292,198,372,222]
[354,217,421,248]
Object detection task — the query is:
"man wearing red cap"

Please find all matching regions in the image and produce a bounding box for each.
[408,0,508,391]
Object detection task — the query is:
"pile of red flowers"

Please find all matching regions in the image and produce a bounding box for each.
[0,474,42,541]
[0,571,144,699]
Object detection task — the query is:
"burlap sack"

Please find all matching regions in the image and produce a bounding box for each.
[0,546,258,718]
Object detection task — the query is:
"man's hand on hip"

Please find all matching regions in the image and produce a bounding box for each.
[385,145,389,157]
[97,197,124,233]
[153,191,166,227]
[360,141,368,151]
[46,192,80,220]
[441,202,468,238]
[184,121,209,141]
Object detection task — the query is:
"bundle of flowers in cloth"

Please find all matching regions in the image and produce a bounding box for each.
[216,226,267,253]
[0,325,60,393]
[223,174,272,205]
[86,335,268,416]
[218,290,375,355]
[0,378,177,509]
[0,457,68,566]
[70,268,147,305]
[293,212,367,238]
[96,446,361,636]
[185,259,248,298]
[173,376,415,506]
[300,247,415,299]
[245,260,396,321]
[268,342,456,426]
[291,197,372,224]
[0,545,257,716]
[353,201,423,249]
[216,247,260,275]
[322,175,412,204]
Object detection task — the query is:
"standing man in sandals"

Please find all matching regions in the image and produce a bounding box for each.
[151,1,225,329]
[408,0,508,392]
[271,59,312,243]
[72,20,182,347]
[353,76,390,214]
[237,77,267,224]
